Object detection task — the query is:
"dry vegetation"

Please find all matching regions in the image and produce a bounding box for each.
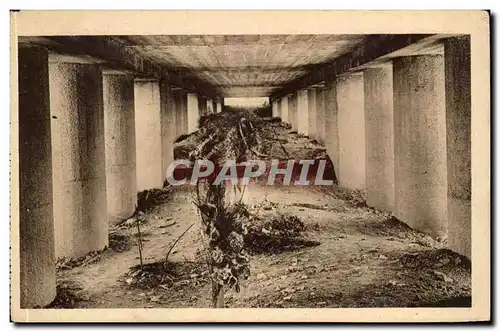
[48,107,471,309]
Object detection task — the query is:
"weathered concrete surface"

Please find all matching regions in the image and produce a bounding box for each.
[173,90,183,138]
[280,96,289,123]
[49,60,108,258]
[207,99,214,114]
[18,46,56,308]
[135,80,163,191]
[297,90,309,135]
[187,93,199,133]
[315,87,326,143]
[324,77,339,180]
[337,73,365,190]
[445,37,471,258]
[181,91,189,134]
[307,88,317,139]
[289,93,298,132]
[364,66,395,212]
[160,80,176,181]
[272,100,278,117]
[198,96,207,116]
[103,73,137,225]
[393,55,447,239]
[216,101,222,113]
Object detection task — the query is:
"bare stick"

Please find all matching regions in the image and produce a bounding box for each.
[165,223,195,265]
[136,219,143,270]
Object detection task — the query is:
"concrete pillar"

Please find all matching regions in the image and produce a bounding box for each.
[277,99,282,118]
[187,93,199,133]
[198,96,207,116]
[272,100,278,117]
[364,66,395,212]
[134,80,163,191]
[181,92,189,134]
[103,73,137,225]
[174,90,183,139]
[337,73,365,189]
[445,37,471,257]
[281,97,289,123]
[324,77,339,179]
[315,87,326,144]
[18,46,56,308]
[49,57,108,259]
[160,80,176,182]
[297,90,309,135]
[207,99,214,114]
[393,55,447,239]
[307,88,317,139]
[216,101,222,113]
[289,93,298,132]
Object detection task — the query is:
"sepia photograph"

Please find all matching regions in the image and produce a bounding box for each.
[10,10,490,323]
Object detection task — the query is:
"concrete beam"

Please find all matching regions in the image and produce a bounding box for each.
[270,34,436,101]
[19,36,220,99]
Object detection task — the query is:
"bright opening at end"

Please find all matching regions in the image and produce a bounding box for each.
[224,97,269,108]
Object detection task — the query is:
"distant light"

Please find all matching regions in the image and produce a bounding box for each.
[224,97,269,107]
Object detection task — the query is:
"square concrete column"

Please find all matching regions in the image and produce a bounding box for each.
[181,92,189,134]
[277,99,282,118]
[49,56,108,259]
[307,88,317,139]
[207,99,214,114]
[174,90,187,139]
[187,93,199,133]
[364,65,395,212]
[103,72,137,225]
[281,96,289,123]
[18,45,56,308]
[445,36,471,258]
[198,96,207,116]
[216,101,222,113]
[393,55,447,239]
[289,93,298,132]
[272,100,278,117]
[134,80,163,191]
[337,73,365,189]
[297,90,309,135]
[160,80,176,182]
[324,77,339,179]
[315,87,326,144]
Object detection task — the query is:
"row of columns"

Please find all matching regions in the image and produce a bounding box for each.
[272,36,471,259]
[18,45,220,307]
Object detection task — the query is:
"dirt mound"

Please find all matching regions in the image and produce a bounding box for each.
[56,250,103,271]
[245,214,320,254]
[109,230,132,253]
[45,279,89,309]
[121,261,209,290]
[399,249,471,270]
[137,188,171,212]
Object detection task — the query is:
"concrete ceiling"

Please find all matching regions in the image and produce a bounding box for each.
[112,35,369,97]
